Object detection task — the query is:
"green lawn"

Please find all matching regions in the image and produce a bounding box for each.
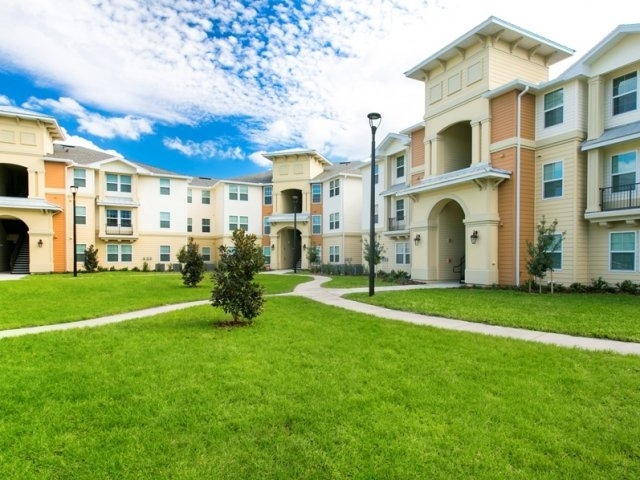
[346,288,640,342]
[1,297,638,479]
[0,272,310,330]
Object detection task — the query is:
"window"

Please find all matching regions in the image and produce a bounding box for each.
[228,216,249,231]
[312,184,322,203]
[396,156,405,179]
[312,215,321,234]
[546,234,563,270]
[544,88,564,127]
[187,217,192,232]
[106,174,131,193]
[76,243,86,263]
[329,179,340,197]
[611,232,636,271]
[264,217,271,235]
[396,243,410,265]
[202,247,211,262]
[73,168,86,188]
[229,184,248,201]
[202,218,210,233]
[611,152,636,192]
[543,161,563,198]
[264,186,272,205]
[187,189,192,203]
[613,72,637,115]
[201,190,210,204]
[329,212,340,230]
[107,244,132,262]
[263,246,271,265]
[374,164,379,184]
[160,212,170,229]
[75,205,87,225]
[396,199,405,221]
[329,245,340,263]
[374,204,379,224]
[106,209,131,227]
[160,245,171,262]
[160,178,170,195]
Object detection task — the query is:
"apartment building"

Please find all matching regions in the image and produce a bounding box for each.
[372,16,640,286]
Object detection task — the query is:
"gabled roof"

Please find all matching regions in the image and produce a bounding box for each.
[0,106,65,141]
[312,161,364,182]
[398,163,511,196]
[405,16,574,80]
[582,120,640,151]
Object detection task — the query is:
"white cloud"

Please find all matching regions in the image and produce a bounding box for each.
[250,151,273,168]
[163,137,243,160]
[23,96,153,140]
[56,127,122,157]
[0,94,12,105]
[1,0,635,161]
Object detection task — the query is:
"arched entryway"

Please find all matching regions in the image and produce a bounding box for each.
[0,217,30,274]
[426,199,466,282]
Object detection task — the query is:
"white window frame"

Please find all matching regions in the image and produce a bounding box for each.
[395,155,405,179]
[160,178,170,195]
[613,71,637,116]
[543,88,564,127]
[543,160,563,199]
[159,245,171,262]
[329,179,340,197]
[187,217,192,232]
[75,205,87,225]
[201,190,210,204]
[610,231,636,271]
[202,218,211,233]
[611,151,637,192]
[187,188,192,203]
[312,184,322,203]
[160,212,170,229]
[329,245,340,263]
[106,174,131,193]
[312,214,321,234]
[202,247,211,262]
[264,216,271,235]
[329,212,340,230]
[395,242,410,265]
[263,246,271,265]
[545,234,563,271]
[107,244,132,262]
[76,243,86,263]
[264,186,272,205]
[73,168,86,188]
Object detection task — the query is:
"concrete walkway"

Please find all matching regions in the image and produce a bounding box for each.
[2,274,640,356]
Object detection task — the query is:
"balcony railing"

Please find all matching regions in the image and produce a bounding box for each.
[388,217,407,231]
[600,183,640,211]
[105,225,134,235]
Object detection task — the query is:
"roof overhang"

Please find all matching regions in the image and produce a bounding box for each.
[398,163,512,196]
[0,196,62,213]
[0,106,65,141]
[582,121,640,151]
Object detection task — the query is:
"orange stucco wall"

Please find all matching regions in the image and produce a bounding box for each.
[44,161,68,272]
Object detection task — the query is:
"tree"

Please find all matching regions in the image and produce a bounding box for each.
[84,245,99,272]
[305,244,321,273]
[363,236,386,274]
[177,237,205,287]
[526,217,565,293]
[211,229,265,324]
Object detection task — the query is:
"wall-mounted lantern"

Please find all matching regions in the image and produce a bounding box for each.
[413,234,421,246]
[38,239,44,248]
[470,230,479,245]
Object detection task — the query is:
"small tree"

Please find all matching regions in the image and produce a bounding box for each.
[84,245,99,272]
[211,229,265,324]
[526,217,565,293]
[363,236,386,275]
[177,237,205,287]
[306,244,321,273]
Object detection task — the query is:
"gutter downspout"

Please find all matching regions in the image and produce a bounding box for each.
[515,85,529,286]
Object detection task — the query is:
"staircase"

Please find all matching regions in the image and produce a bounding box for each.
[11,240,29,274]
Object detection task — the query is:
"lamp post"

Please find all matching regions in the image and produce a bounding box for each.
[367,112,381,296]
[292,194,298,273]
[70,185,78,277]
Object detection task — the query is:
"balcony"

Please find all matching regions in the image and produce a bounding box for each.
[388,217,407,231]
[105,225,134,235]
[600,183,640,211]
[100,222,137,241]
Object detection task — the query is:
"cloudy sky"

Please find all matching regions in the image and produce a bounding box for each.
[0,0,635,178]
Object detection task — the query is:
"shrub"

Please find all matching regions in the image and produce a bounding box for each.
[83,245,99,272]
[177,237,205,288]
[617,279,639,295]
[568,282,587,293]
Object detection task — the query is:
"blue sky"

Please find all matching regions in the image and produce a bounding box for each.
[0,0,634,179]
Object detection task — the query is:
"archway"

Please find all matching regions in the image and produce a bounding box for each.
[0,217,30,273]
[427,199,466,281]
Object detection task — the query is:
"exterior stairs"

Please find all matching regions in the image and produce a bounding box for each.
[11,240,29,274]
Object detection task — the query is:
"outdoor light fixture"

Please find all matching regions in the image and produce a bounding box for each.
[70,185,79,277]
[367,112,382,297]
[413,234,421,246]
[470,230,479,245]
[292,194,298,274]
[303,244,306,250]
[38,239,43,248]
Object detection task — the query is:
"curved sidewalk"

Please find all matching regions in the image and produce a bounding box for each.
[2,275,640,356]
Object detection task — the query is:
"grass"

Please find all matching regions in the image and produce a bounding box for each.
[346,288,640,342]
[0,272,311,330]
[0,296,639,479]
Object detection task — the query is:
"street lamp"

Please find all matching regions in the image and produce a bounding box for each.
[292,194,298,273]
[367,112,381,296]
[70,185,79,277]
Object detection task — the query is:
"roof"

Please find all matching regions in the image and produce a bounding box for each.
[261,148,333,166]
[405,16,574,80]
[558,24,640,80]
[227,171,273,184]
[188,177,219,187]
[312,161,364,182]
[0,106,65,141]
[582,120,640,151]
[0,196,62,213]
[398,163,511,196]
